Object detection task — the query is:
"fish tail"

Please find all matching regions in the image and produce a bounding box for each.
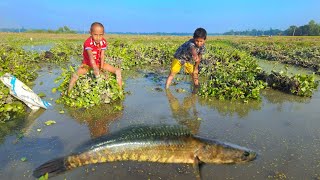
[33,157,68,178]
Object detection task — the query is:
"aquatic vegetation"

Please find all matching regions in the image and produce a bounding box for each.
[257,70,319,97]
[198,43,319,100]
[39,42,82,63]
[1,34,319,119]
[0,44,40,121]
[105,40,177,69]
[198,45,266,101]
[55,66,124,108]
[232,40,320,74]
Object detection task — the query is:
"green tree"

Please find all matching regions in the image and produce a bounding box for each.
[308,20,320,36]
[285,25,297,36]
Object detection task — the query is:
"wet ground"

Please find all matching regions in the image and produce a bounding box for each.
[0,54,320,179]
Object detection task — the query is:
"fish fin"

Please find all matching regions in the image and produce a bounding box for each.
[193,156,201,180]
[33,157,67,178]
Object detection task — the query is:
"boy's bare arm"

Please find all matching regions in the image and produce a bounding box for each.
[191,47,202,72]
[87,49,100,76]
[196,54,202,63]
[100,50,105,69]
[191,46,200,63]
[195,54,202,68]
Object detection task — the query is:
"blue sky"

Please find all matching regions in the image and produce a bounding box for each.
[1,0,319,33]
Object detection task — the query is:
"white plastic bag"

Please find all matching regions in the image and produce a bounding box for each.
[0,73,51,110]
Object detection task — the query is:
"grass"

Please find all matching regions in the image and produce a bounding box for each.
[1,32,320,45]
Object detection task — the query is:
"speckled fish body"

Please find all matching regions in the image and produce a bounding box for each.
[33,125,256,178]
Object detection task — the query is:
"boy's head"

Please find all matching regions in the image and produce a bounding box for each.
[193,28,207,47]
[90,22,105,44]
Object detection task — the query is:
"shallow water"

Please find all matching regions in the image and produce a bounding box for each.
[0,62,319,180]
[257,58,320,78]
[22,44,53,52]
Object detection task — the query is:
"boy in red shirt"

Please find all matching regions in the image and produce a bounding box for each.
[68,22,122,93]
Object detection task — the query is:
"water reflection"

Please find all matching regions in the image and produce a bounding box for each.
[0,136,63,169]
[0,109,62,169]
[0,118,25,144]
[165,89,201,134]
[261,89,311,104]
[69,101,124,138]
[198,96,262,118]
[0,109,46,144]
[22,109,46,136]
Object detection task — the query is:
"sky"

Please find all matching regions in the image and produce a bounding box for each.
[0,0,319,33]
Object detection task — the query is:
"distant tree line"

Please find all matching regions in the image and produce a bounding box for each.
[27,26,77,34]
[0,27,28,33]
[223,28,283,36]
[223,20,320,36]
[108,32,221,36]
[1,20,320,36]
[284,20,320,36]
[0,26,76,34]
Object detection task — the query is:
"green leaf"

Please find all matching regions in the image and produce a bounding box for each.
[38,173,49,180]
[37,92,46,98]
[44,120,56,126]
[51,88,57,93]
[21,157,27,162]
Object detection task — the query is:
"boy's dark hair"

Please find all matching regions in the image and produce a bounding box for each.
[193,28,207,40]
[90,22,104,31]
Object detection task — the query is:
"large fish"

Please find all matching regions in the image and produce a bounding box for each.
[33,125,257,179]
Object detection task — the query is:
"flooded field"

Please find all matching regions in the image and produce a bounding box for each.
[0,58,320,180]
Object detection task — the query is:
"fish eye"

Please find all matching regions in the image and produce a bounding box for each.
[243,151,250,157]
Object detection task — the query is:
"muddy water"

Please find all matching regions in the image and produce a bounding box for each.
[0,61,320,180]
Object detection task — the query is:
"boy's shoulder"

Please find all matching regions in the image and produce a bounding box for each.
[185,38,194,44]
[84,37,93,45]
[83,37,107,46]
[181,39,206,49]
[179,39,194,47]
[101,38,107,45]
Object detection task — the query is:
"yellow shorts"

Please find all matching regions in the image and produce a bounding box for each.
[170,58,194,74]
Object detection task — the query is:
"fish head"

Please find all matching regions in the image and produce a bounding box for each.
[196,138,257,164]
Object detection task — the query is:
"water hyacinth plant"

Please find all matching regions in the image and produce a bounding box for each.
[0,44,40,121]
[198,46,266,101]
[55,66,124,108]
[40,42,82,63]
[257,70,319,97]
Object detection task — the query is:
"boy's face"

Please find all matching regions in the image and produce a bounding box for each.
[90,25,104,44]
[194,37,205,47]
